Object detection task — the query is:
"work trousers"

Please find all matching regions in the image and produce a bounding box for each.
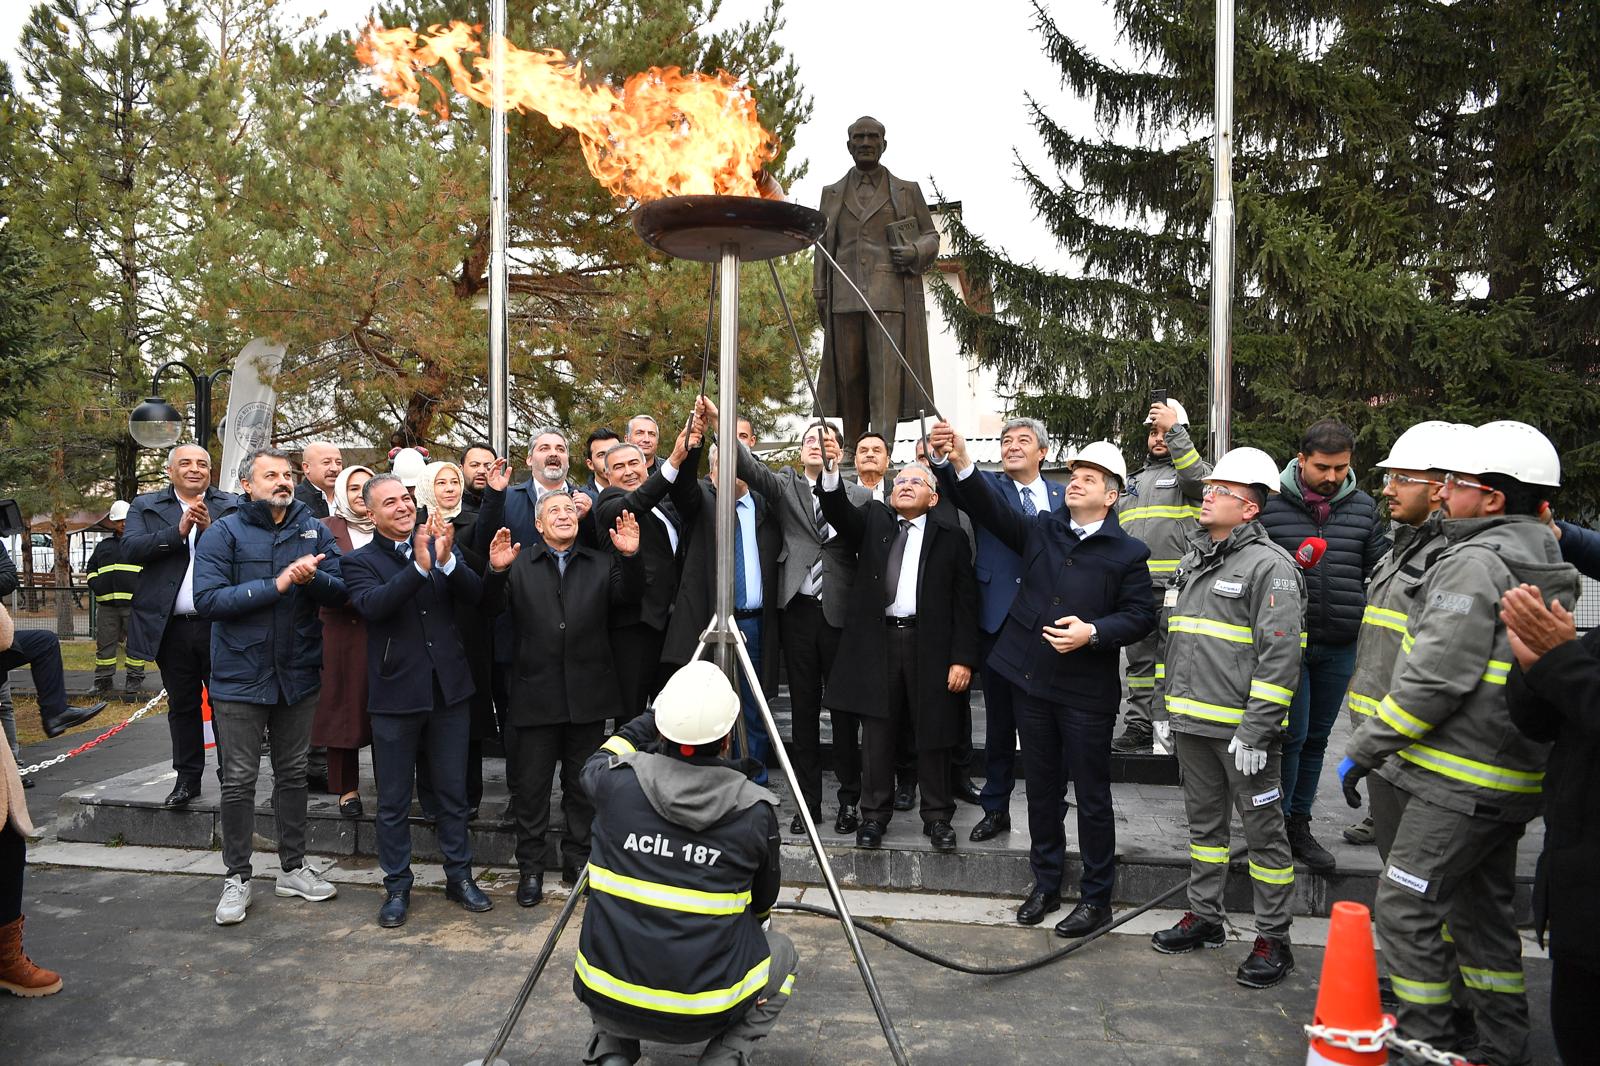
[214,692,317,879]
[975,630,1019,814]
[1120,589,1166,731]
[583,930,800,1066]
[860,627,952,828]
[1280,640,1357,816]
[780,596,858,816]
[154,615,213,787]
[507,719,604,875]
[1016,693,1116,902]
[1375,786,1532,1066]
[829,310,908,444]
[1173,731,1294,939]
[371,691,473,894]
[93,602,144,686]
[611,622,667,727]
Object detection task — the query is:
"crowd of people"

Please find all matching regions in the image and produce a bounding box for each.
[0,393,1594,1066]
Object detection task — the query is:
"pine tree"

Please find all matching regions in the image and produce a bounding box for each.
[936,0,1600,508]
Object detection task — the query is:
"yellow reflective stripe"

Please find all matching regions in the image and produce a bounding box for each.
[1189,843,1230,864]
[1146,559,1181,574]
[124,659,148,668]
[1155,663,1166,679]
[601,735,636,757]
[1126,676,1155,690]
[586,863,750,916]
[1459,966,1524,994]
[1439,921,1454,944]
[1300,631,1309,649]
[1347,692,1381,717]
[95,592,134,602]
[575,950,769,1015]
[1481,659,1511,686]
[1249,679,1294,707]
[1166,695,1244,725]
[1401,634,1416,655]
[94,657,119,666]
[1361,605,1410,635]
[88,564,142,578]
[1248,861,1295,886]
[1378,695,1432,740]
[1396,743,1544,794]
[1169,615,1254,644]
[1172,447,1201,470]
[1121,505,1201,522]
[779,974,795,996]
[1391,975,1453,1005]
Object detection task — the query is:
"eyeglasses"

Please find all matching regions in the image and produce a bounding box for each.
[1201,484,1249,502]
[892,476,931,489]
[1443,472,1493,493]
[1382,472,1444,489]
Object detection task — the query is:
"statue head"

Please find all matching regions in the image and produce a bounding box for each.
[847,116,886,171]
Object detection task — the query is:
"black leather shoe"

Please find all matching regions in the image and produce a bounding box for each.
[927,820,957,851]
[164,782,200,808]
[561,863,581,886]
[969,811,1011,842]
[42,700,108,739]
[1111,725,1153,754]
[1054,902,1114,938]
[446,877,493,912]
[834,805,860,834]
[856,820,885,849]
[789,812,810,835]
[893,784,915,811]
[1151,912,1227,954]
[516,871,544,908]
[1286,814,1337,873]
[378,891,409,928]
[1017,889,1062,926]
[1236,935,1295,988]
[338,795,364,819]
[21,777,33,789]
[952,778,982,805]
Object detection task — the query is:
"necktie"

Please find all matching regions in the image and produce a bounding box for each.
[808,496,828,590]
[396,539,413,561]
[1018,483,1037,517]
[734,506,749,610]
[884,518,912,602]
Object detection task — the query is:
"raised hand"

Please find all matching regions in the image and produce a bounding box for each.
[488,527,521,572]
[610,509,641,556]
[487,458,512,492]
[698,393,719,429]
[413,523,433,572]
[670,416,692,466]
[573,490,593,519]
[432,513,455,567]
[687,405,706,448]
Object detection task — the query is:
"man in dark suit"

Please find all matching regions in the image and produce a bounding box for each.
[930,423,1156,935]
[123,444,240,806]
[481,501,643,906]
[341,474,492,928]
[816,460,979,852]
[293,442,342,519]
[595,414,702,723]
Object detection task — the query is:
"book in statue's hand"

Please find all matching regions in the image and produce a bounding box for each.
[885,217,922,256]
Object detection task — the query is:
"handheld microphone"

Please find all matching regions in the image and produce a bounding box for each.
[1294,536,1327,570]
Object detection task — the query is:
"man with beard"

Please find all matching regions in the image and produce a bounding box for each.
[459,443,497,515]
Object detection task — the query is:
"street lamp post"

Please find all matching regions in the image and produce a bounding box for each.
[127,361,231,450]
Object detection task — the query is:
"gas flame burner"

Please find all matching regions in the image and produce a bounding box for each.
[633,195,825,262]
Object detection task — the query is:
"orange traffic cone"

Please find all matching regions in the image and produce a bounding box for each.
[1307,901,1392,1064]
[201,684,216,750]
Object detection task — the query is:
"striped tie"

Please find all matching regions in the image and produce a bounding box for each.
[1018,483,1037,516]
[809,497,828,589]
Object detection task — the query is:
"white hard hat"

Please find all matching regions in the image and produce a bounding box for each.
[1376,421,1454,471]
[653,661,741,746]
[1471,421,1561,488]
[1145,398,1190,426]
[108,500,130,521]
[1069,441,1129,486]
[1206,447,1281,493]
[390,447,428,488]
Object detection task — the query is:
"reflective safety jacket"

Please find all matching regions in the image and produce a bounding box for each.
[1117,423,1210,586]
[85,534,142,604]
[1154,520,1306,748]
[575,712,783,1043]
[1344,511,1447,731]
[1347,515,1579,823]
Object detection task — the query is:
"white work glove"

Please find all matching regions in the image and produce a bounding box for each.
[1228,735,1267,776]
[1152,720,1172,754]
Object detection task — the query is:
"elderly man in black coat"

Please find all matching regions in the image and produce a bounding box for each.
[815,460,979,852]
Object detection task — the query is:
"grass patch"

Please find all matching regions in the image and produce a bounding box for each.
[57,641,103,673]
[8,693,167,748]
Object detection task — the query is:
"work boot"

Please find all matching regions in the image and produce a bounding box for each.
[0,916,63,997]
[91,676,112,696]
[1111,724,1153,754]
[1286,813,1336,872]
[41,699,109,739]
[1151,912,1226,954]
[1342,816,1375,846]
[1235,935,1294,988]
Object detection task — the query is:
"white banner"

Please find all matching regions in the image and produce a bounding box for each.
[217,338,285,490]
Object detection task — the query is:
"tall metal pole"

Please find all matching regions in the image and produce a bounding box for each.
[1207,0,1235,458]
[487,0,510,459]
[713,244,741,686]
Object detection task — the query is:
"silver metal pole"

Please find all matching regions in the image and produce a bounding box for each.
[487,0,510,459]
[714,244,741,688]
[1208,0,1235,458]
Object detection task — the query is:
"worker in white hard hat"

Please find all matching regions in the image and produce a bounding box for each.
[389,447,427,492]
[1149,445,1305,989]
[1114,396,1211,753]
[1341,420,1578,1065]
[85,500,146,697]
[574,660,798,1066]
[926,421,1156,935]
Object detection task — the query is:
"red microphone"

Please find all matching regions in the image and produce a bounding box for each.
[1294,536,1327,570]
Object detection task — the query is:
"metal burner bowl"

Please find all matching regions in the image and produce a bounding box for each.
[633,195,825,262]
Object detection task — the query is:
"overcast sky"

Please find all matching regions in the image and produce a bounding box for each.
[1,0,1138,270]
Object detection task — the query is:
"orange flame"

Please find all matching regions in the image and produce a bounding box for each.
[355,20,779,202]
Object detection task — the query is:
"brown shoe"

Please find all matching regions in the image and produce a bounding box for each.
[0,916,63,997]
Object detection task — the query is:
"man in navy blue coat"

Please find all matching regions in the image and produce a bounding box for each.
[930,423,1156,935]
[342,473,491,928]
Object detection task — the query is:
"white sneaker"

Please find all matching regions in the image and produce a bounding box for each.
[276,865,337,902]
[215,875,251,925]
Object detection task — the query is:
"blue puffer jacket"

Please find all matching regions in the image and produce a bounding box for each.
[1259,459,1390,646]
[192,498,346,705]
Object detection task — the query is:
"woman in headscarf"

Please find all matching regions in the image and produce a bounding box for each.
[415,460,496,817]
[314,465,375,817]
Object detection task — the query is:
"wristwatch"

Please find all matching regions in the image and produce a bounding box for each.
[1087,623,1099,648]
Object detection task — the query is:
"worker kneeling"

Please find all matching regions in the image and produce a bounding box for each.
[576,660,797,1066]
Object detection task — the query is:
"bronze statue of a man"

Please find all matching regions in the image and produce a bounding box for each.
[813,116,941,446]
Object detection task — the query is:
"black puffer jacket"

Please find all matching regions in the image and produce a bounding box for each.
[1259,460,1389,646]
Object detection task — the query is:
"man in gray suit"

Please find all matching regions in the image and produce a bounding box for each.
[703,398,870,835]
